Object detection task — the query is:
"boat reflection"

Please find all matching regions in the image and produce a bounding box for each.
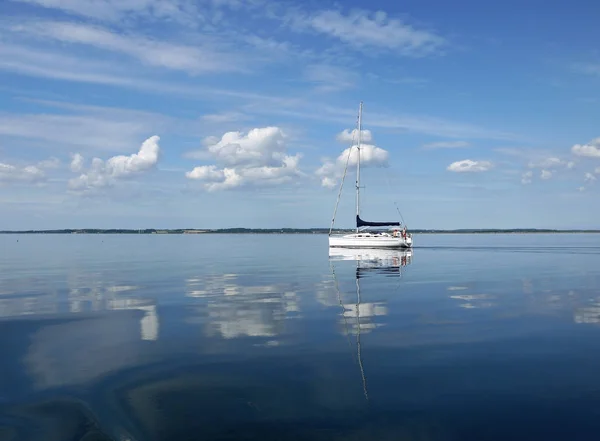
[329,247,413,277]
[328,247,413,401]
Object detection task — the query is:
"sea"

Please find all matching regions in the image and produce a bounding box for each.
[1,233,600,441]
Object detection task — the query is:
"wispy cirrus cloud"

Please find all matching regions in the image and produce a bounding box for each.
[11,0,207,25]
[0,43,309,105]
[422,140,469,149]
[9,20,248,75]
[572,63,600,76]
[200,111,248,123]
[289,8,446,56]
[303,63,358,92]
[0,100,173,153]
[528,157,568,169]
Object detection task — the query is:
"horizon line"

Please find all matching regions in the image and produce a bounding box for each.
[1,227,600,234]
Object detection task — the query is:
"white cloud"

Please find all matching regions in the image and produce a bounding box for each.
[596,167,600,174]
[185,127,304,191]
[584,172,596,183]
[337,144,389,168]
[186,167,244,191]
[70,153,84,172]
[11,21,245,75]
[188,127,286,166]
[320,176,337,189]
[69,135,160,192]
[185,165,224,181]
[315,161,339,188]
[540,169,552,180]
[316,137,389,188]
[336,128,373,144]
[571,138,600,158]
[0,155,61,185]
[447,159,492,173]
[578,186,586,192]
[422,140,469,149]
[521,171,533,184]
[567,161,576,169]
[293,9,446,56]
[0,162,45,184]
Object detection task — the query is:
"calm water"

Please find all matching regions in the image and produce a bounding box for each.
[1,233,600,441]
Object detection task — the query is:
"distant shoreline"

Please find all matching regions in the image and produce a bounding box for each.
[1,228,599,235]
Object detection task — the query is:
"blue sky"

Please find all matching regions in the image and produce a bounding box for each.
[1,0,599,230]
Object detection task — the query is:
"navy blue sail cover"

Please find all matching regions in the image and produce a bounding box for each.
[356,215,401,228]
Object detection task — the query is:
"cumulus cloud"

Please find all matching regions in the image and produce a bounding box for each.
[316,128,389,188]
[584,172,596,183]
[571,137,600,158]
[521,171,533,184]
[70,153,84,172]
[0,162,45,183]
[596,167,600,174]
[336,128,373,143]
[338,144,389,168]
[185,127,303,191]
[540,169,552,180]
[0,156,61,184]
[447,159,492,173]
[68,135,160,192]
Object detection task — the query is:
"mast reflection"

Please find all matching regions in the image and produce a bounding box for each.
[328,247,413,401]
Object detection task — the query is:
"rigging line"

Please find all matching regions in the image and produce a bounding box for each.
[329,117,359,235]
[383,167,407,228]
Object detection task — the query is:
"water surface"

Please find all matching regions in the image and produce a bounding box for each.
[1,233,600,440]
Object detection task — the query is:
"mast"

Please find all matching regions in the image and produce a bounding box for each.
[355,101,362,233]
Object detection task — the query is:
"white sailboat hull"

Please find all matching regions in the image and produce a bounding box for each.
[329,233,413,249]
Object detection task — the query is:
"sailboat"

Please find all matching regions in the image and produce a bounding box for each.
[328,245,412,400]
[328,102,413,249]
